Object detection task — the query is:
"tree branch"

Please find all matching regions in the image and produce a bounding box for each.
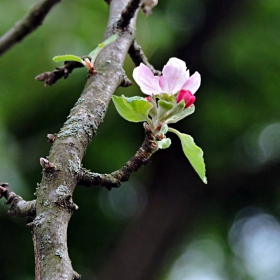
[31,0,143,278]
[0,183,36,218]
[117,0,142,30]
[128,40,161,75]
[78,123,158,190]
[78,169,121,190]
[35,60,85,87]
[0,0,62,57]
[35,58,133,87]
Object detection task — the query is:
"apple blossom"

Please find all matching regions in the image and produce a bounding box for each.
[133,58,201,101]
[112,58,206,184]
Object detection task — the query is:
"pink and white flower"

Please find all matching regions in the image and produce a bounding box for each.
[133,58,201,106]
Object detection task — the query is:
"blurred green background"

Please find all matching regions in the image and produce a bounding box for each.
[1,0,280,279]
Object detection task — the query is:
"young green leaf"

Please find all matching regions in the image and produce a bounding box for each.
[52,35,118,68]
[53,55,84,64]
[98,34,118,48]
[147,96,158,118]
[160,124,168,135]
[89,34,118,64]
[168,128,207,184]
[166,99,185,117]
[112,95,153,123]
[159,93,175,103]
[157,100,173,122]
[157,138,171,149]
[165,105,195,124]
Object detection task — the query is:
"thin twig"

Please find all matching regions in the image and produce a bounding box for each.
[78,123,158,190]
[128,40,161,75]
[119,75,133,87]
[117,0,142,30]
[0,183,36,217]
[78,170,121,190]
[0,0,62,57]
[35,60,85,87]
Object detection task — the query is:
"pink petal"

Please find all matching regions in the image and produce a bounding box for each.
[159,58,189,95]
[182,72,201,95]
[133,63,162,95]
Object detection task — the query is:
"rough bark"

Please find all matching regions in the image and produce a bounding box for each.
[31,0,143,279]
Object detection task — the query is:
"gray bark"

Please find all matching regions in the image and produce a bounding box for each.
[32,0,142,278]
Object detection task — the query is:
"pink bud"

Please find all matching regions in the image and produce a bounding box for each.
[176,90,196,108]
[146,96,151,102]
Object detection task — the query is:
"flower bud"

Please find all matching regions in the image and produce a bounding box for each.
[176,90,196,108]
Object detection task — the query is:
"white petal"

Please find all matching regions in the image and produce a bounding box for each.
[182,72,201,94]
[133,63,162,95]
[159,58,189,95]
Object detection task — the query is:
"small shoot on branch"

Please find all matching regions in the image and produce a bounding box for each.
[52,34,118,75]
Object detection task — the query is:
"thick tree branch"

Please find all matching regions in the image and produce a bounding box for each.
[128,40,161,75]
[78,123,158,190]
[0,0,61,57]
[31,0,143,279]
[117,0,141,30]
[0,183,36,218]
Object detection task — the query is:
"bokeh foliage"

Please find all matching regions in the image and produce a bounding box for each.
[1,0,280,279]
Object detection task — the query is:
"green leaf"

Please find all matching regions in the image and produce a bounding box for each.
[160,124,168,135]
[157,138,171,149]
[159,93,175,103]
[167,100,185,116]
[112,95,153,123]
[52,35,118,67]
[98,34,118,48]
[165,105,195,124]
[158,100,173,111]
[89,34,118,64]
[157,100,174,121]
[168,128,207,184]
[147,96,158,118]
[53,55,84,64]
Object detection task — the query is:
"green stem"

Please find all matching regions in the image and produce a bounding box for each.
[167,127,179,135]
